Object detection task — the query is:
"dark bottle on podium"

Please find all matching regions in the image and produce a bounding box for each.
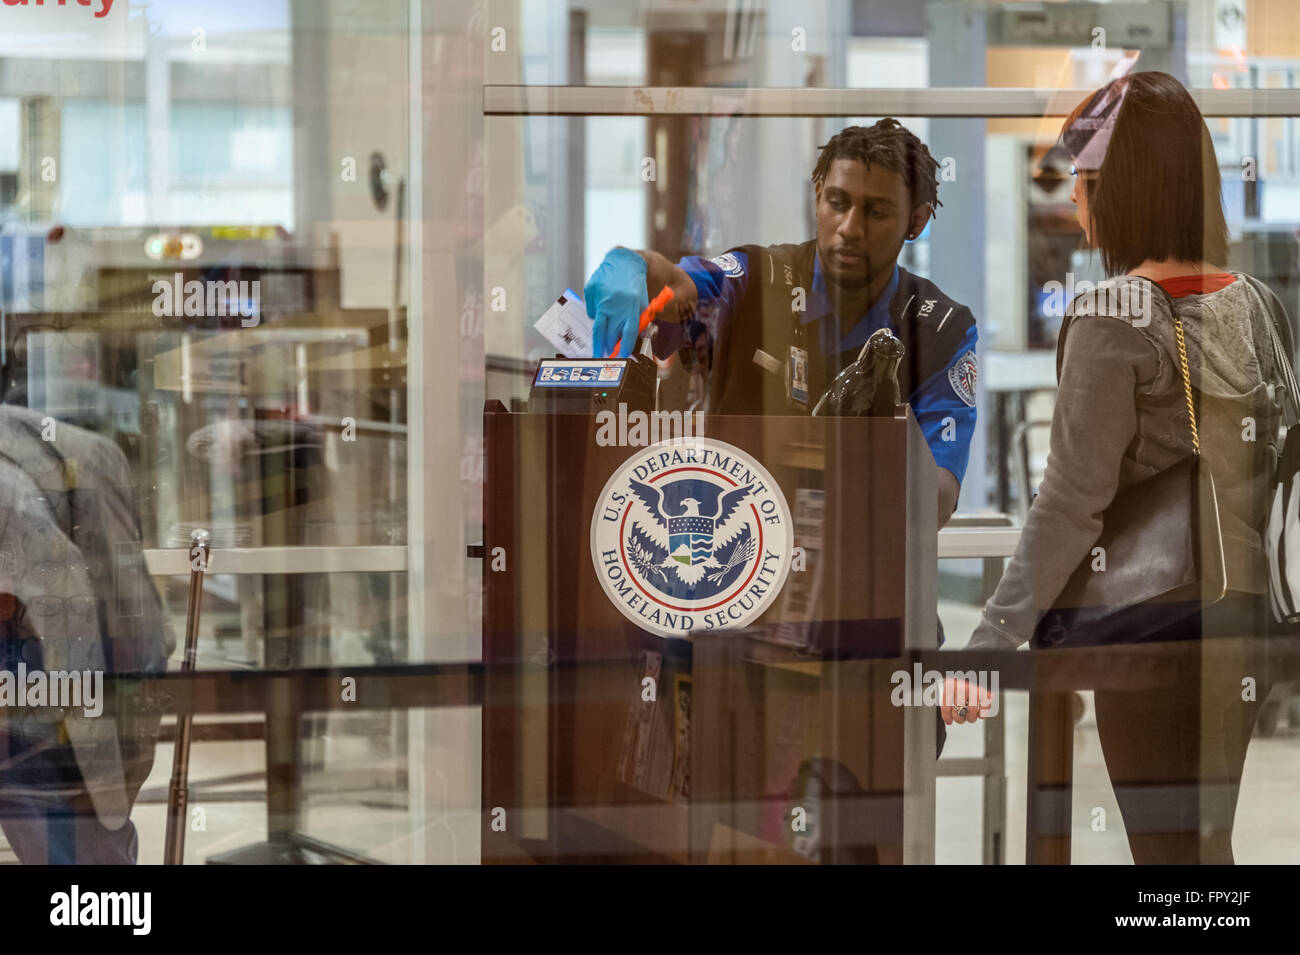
[811,328,904,417]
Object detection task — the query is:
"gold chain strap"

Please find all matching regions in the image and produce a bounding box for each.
[1173,315,1200,454]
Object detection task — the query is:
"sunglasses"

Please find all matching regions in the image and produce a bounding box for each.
[27,594,97,618]
[12,325,97,364]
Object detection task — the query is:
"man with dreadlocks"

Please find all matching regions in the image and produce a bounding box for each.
[585,119,979,528]
[584,120,983,759]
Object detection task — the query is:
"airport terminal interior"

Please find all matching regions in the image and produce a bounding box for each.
[0,0,1298,865]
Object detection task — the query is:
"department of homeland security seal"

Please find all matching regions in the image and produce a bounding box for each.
[591,437,793,639]
[948,350,977,407]
[708,252,746,278]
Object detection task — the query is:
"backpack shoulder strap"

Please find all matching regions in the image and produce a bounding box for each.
[1239,274,1300,425]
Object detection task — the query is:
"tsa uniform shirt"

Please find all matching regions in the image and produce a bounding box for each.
[674,247,979,485]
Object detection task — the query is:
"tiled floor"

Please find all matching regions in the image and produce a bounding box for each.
[937,599,1300,865]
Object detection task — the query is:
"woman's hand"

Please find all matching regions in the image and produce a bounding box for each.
[940,677,996,725]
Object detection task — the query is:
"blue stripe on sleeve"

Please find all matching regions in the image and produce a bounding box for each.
[910,323,979,485]
[647,252,750,359]
[676,251,749,323]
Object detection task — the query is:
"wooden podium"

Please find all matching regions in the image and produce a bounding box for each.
[481,402,937,864]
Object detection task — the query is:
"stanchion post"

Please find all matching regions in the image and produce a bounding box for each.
[164,528,210,865]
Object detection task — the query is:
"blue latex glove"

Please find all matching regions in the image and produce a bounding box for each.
[584,247,648,358]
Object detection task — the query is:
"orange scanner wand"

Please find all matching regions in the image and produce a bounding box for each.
[608,285,674,358]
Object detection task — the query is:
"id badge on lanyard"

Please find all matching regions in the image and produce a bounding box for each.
[787,305,811,409]
[788,345,809,408]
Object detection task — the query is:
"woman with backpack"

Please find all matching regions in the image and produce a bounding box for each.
[960,70,1296,864]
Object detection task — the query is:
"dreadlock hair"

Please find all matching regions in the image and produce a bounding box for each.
[811,119,943,218]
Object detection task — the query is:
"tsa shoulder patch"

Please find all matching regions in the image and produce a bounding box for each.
[948,351,978,407]
[709,252,746,278]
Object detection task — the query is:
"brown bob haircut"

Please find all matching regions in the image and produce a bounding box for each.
[1062,70,1229,276]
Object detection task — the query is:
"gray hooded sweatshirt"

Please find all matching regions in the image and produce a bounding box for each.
[970,272,1295,650]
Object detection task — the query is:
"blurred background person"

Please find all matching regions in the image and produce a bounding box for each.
[0,405,172,863]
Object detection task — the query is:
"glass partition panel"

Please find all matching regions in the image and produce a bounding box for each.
[1,0,1298,872]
